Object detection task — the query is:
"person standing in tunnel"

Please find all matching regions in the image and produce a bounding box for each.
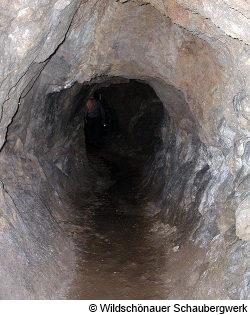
[84,93,105,146]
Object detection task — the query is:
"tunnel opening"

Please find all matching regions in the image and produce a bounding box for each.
[54,78,200,299]
[2,0,250,300]
[3,71,211,299]
[84,80,165,153]
[78,78,208,236]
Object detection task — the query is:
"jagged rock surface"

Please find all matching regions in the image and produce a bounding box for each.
[1,0,250,298]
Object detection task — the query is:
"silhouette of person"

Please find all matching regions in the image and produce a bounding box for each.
[84,93,105,146]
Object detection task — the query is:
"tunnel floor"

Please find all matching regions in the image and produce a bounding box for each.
[62,145,205,299]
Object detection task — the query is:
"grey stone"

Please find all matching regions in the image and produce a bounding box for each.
[1,0,250,300]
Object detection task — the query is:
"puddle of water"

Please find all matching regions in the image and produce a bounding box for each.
[65,151,171,299]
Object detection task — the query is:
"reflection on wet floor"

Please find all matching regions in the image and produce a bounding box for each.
[65,150,171,299]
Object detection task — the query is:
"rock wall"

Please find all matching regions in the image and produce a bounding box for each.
[0,152,75,299]
[1,0,250,298]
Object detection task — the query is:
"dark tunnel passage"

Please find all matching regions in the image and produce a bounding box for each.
[2,0,250,301]
[86,80,165,152]
[64,80,173,299]
[61,79,207,299]
[2,60,248,299]
[4,75,208,299]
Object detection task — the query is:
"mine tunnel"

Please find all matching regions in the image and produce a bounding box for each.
[1,0,250,300]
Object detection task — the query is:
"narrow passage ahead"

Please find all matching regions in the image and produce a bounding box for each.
[64,149,196,299]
